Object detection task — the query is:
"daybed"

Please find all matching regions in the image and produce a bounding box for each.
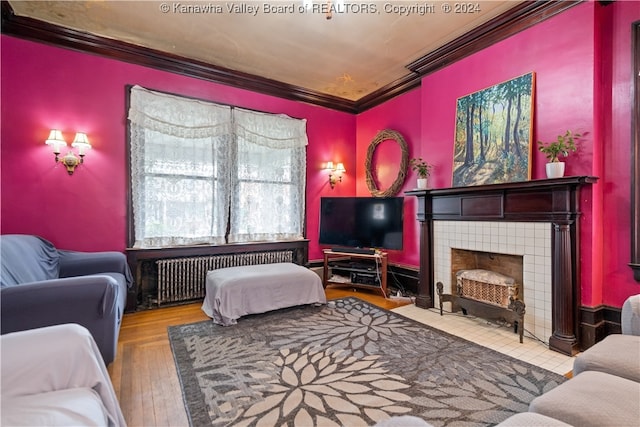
[0,234,133,365]
[497,293,640,426]
[1,323,126,426]
[202,262,326,325]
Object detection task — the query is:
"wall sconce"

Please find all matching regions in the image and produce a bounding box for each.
[45,130,91,175]
[325,161,346,189]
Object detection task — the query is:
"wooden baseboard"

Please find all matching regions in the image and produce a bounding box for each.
[579,304,622,350]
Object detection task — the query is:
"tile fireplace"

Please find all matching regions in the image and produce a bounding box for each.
[434,221,551,343]
[406,176,597,355]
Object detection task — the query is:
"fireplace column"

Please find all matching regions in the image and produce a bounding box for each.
[414,190,434,309]
[549,221,579,355]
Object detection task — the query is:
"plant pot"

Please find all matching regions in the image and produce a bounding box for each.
[545,162,565,179]
[417,178,428,189]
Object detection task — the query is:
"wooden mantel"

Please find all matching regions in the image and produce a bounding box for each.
[406,176,598,356]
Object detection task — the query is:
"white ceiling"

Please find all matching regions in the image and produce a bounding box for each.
[8,0,522,101]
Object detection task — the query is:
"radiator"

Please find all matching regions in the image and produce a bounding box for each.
[155,250,294,305]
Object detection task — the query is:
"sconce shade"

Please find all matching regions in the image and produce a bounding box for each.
[45,129,91,175]
[71,132,91,156]
[325,160,345,189]
[45,129,67,154]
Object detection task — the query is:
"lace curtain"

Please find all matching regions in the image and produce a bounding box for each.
[128,86,307,248]
[229,108,307,243]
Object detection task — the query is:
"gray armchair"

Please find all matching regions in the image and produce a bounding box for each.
[572,293,640,382]
[496,294,640,427]
[0,234,133,365]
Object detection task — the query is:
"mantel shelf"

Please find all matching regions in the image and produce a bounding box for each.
[405,175,598,197]
[405,176,598,223]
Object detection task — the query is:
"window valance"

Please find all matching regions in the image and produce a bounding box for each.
[128,85,232,138]
[234,108,308,149]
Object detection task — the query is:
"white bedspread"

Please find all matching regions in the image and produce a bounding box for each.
[1,324,126,427]
[201,262,326,326]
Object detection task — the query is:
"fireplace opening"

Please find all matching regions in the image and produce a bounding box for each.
[436,248,527,343]
[450,249,524,299]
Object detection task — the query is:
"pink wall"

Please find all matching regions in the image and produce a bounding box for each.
[355,89,422,267]
[600,0,640,306]
[400,1,636,307]
[0,36,355,256]
[421,5,595,186]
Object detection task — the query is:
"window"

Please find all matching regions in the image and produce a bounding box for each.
[128,86,307,248]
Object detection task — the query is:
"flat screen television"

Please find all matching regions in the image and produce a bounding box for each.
[319,197,404,250]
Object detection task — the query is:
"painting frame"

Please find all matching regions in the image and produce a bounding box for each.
[452,72,535,187]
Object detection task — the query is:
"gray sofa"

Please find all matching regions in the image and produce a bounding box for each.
[497,294,640,427]
[0,234,133,365]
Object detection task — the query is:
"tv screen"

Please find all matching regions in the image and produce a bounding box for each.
[319,197,404,250]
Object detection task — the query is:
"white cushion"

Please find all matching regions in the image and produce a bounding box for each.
[374,415,434,427]
[529,371,640,427]
[1,387,109,426]
[573,334,640,382]
[1,324,125,426]
[496,412,571,426]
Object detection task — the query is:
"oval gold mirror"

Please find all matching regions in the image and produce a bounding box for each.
[365,129,409,197]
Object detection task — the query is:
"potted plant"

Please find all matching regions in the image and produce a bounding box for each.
[537,130,581,178]
[410,157,432,189]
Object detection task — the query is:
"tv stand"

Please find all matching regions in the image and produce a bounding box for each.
[322,249,387,298]
[330,247,376,255]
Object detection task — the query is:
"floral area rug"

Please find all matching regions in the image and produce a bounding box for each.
[168,297,565,426]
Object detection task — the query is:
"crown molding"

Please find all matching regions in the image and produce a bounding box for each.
[359,1,581,110]
[406,1,581,76]
[2,1,581,114]
[0,1,358,113]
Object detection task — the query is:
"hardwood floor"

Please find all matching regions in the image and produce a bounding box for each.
[108,288,410,426]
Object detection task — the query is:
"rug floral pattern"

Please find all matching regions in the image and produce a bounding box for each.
[168,298,565,426]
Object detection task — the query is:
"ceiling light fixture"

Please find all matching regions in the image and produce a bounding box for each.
[326,0,345,20]
[303,0,345,20]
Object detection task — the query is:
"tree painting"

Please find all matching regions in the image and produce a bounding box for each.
[453,72,535,187]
